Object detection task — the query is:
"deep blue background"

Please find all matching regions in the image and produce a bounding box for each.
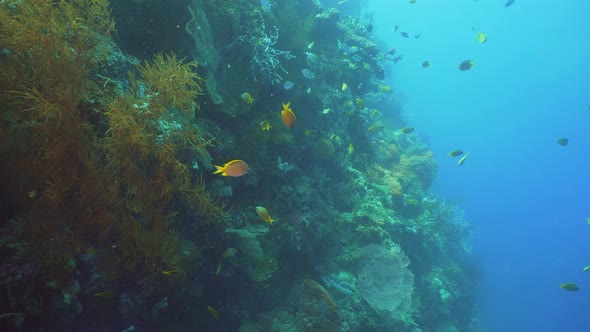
[355,0,590,330]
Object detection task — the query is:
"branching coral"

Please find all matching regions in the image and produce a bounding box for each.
[99,54,226,278]
[0,1,224,324]
[229,24,295,85]
[138,53,204,116]
[0,0,117,285]
[418,200,473,255]
[0,0,114,102]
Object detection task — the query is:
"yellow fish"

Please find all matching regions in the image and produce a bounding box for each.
[341,82,348,91]
[213,160,249,177]
[368,124,384,132]
[260,120,271,131]
[371,109,380,117]
[240,92,254,104]
[305,129,317,136]
[348,143,354,155]
[475,32,487,44]
[380,85,392,93]
[162,269,180,276]
[223,248,237,258]
[208,305,221,320]
[355,98,364,109]
[255,206,274,224]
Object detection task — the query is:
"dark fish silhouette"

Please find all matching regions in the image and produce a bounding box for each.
[448,150,463,157]
[400,127,414,134]
[458,60,475,71]
[560,283,579,291]
[505,0,515,7]
[401,32,409,38]
[556,137,568,147]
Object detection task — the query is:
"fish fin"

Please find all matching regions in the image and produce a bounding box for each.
[212,165,224,175]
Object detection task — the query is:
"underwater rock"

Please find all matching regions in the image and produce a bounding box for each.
[309,8,341,46]
[312,138,336,160]
[374,62,385,80]
[383,174,403,199]
[337,22,380,57]
[377,142,401,166]
[288,279,342,332]
[393,151,437,193]
[255,310,299,332]
[185,2,223,104]
[249,256,279,282]
[225,227,266,260]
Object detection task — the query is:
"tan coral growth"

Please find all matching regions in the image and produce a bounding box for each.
[383,174,403,198]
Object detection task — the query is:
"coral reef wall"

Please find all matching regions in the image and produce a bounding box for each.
[0,0,478,331]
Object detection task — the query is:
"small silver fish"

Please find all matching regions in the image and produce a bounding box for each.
[458,152,470,166]
[305,52,321,66]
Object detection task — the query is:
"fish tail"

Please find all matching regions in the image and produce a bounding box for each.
[212,165,224,175]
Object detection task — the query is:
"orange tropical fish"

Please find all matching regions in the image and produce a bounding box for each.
[281,102,296,129]
[213,160,249,177]
[255,206,274,224]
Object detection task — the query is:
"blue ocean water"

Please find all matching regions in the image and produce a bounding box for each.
[362,0,590,330]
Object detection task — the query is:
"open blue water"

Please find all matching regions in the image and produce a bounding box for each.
[363,0,590,330]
